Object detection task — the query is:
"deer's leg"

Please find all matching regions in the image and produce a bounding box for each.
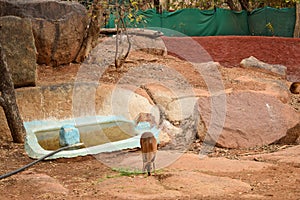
[151,153,156,174]
[142,153,147,174]
[142,162,146,173]
[146,162,152,176]
[152,161,156,175]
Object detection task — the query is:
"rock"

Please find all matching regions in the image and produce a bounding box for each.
[234,76,290,104]
[144,83,198,122]
[0,108,10,140]
[151,171,252,198]
[158,127,172,147]
[158,120,182,148]
[95,84,156,120]
[263,81,290,104]
[243,145,300,165]
[0,16,37,87]
[95,170,251,199]
[0,0,88,67]
[101,28,166,56]
[129,29,167,56]
[18,172,68,194]
[240,56,287,77]
[168,153,273,173]
[276,123,300,145]
[197,90,299,148]
[142,62,225,122]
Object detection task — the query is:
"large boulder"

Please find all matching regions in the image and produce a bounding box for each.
[197,90,299,148]
[0,16,37,87]
[144,83,199,122]
[0,0,88,67]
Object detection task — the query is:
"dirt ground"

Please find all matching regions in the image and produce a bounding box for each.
[0,36,300,199]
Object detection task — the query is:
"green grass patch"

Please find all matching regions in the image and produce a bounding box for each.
[112,167,144,176]
[97,168,144,182]
[97,168,165,183]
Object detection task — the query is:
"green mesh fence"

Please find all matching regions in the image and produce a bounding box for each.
[248,7,296,37]
[106,7,296,37]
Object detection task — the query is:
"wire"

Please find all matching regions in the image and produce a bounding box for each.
[0,143,84,180]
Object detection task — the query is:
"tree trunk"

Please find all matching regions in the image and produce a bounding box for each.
[294,3,300,38]
[0,44,25,143]
[226,0,239,11]
[238,0,250,11]
[75,0,105,62]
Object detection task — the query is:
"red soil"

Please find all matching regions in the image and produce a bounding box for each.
[162,36,300,81]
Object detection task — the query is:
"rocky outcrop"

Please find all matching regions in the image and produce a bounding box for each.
[197,90,299,148]
[0,16,37,87]
[0,0,88,67]
[240,56,287,77]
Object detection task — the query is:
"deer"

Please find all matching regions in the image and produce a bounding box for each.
[140,131,157,176]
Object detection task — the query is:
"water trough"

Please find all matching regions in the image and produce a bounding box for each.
[24,116,160,159]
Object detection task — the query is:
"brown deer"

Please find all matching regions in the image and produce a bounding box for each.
[140,131,157,176]
[290,82,300,94]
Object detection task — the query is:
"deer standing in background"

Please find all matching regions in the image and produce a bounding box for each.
[140,132,157,176]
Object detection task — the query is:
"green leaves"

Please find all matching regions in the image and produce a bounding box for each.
[266,22,275,36]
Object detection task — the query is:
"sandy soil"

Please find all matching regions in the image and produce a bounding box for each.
[0,36,299,200]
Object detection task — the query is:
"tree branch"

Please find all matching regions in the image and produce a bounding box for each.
[114,3,131,69]
[226,0,239,11]
[119,16,131,63]
[0,43,25,143]
[75,0,103,62]
[238,0,250,12]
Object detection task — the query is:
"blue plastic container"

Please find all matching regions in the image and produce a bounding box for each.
[59,125,80,147]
